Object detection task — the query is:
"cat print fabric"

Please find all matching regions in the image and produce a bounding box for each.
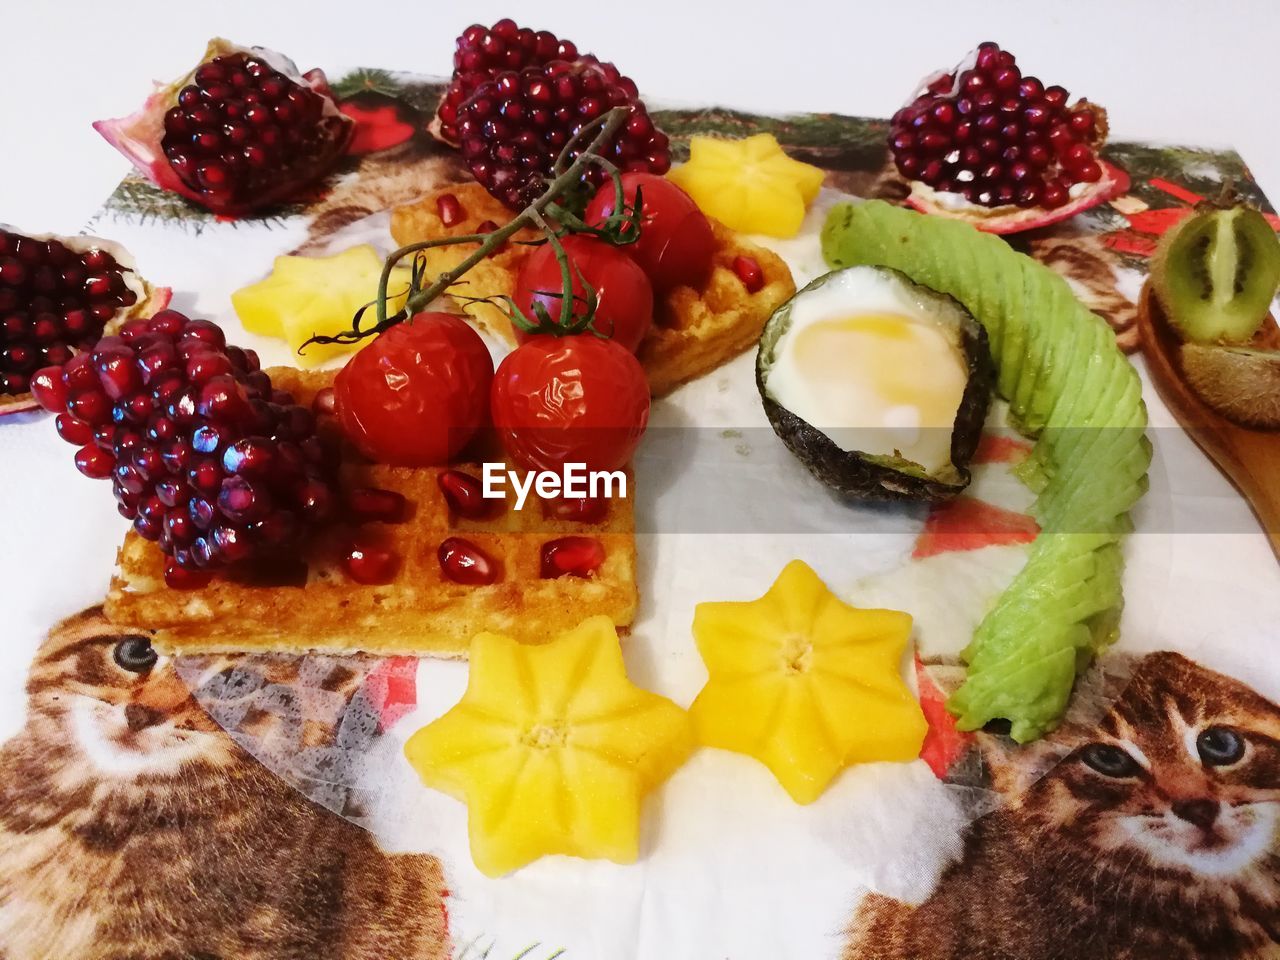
[847,652,1280,960]
[0,608,449,960]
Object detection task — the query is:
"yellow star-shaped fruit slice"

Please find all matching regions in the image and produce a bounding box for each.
[667,133,825,238]
[404,616,693,877]
[689,560,925,804]
[231,244,411,367]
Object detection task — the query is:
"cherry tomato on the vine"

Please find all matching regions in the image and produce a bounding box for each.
[334,312,493,466]
[585,172,716,293]
[491,335,650,474]
[514,235,654,353]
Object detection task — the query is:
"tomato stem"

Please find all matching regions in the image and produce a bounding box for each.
[301,106,633,352]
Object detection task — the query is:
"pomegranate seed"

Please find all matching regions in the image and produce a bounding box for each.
[732,256,765,294]
[1076,160,1103,183]
[1042,181,1070,209]
[437,192,464,226]
[540,536,605,579]
[312,386,336,416]
[343,537,400,585]
[29,366,68,411]
[164,559,212,590]
[438,469,496,519]
[542,495,609,524]
[438,536,500,585]
[55,413,94,444]
[345,487,407,523]
[75,444,115,479]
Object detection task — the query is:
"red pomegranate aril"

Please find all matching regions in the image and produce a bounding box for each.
[540,536,605,579]
[541,495,609,524]
[75,444,115,479]
[1075,160,1103,183]
[438,536,500,585]
[68,389,111,425]
[29,366,68,411]
[343,542,401,586]
[437,192,464,226]
[732,256,765,294]
[55,413,94,444]
[438,469,496,519]
[1042,181,1070,209]
[345,487,408,524]
[164,559,212,590]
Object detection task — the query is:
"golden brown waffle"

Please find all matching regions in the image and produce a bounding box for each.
[642,220,794,396]
[388,184,796,395]
[105,369,638,658]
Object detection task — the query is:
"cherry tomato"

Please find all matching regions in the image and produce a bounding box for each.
[491,336,650,473]
[585,172,716,293]
[514,236,654,353]
[334,312,493,466]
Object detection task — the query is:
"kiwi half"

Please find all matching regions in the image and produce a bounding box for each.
[1180,342,1280,428]
[1151,202,1280,344]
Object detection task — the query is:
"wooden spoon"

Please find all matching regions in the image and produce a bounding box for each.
[1136,281,1280,560]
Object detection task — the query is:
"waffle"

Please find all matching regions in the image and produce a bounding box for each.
[105,369,638,658]
[642,219,794,396]
[389,183,796,395]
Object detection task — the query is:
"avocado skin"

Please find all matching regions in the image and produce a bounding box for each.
[755,267,994,503]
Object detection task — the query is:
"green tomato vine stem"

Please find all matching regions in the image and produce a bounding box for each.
[302,106,634,351]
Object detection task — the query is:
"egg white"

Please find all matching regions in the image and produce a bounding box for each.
[763,267,969,473]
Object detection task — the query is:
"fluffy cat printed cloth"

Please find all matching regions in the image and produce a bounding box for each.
[0,608,448,960]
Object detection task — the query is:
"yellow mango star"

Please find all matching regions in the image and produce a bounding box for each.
[689,560,926,804]
[231,244,410,367]
[404,616,693,877]
[668,133,825,238]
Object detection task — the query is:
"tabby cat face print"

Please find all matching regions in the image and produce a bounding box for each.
[26,608,232,779]
[1030,652,1280,877]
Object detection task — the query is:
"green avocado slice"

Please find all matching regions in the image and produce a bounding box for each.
[822,200,1150,741]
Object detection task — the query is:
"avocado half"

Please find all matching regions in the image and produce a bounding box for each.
[755,265,994,502]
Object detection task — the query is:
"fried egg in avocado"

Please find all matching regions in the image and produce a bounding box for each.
[756,265,993,501]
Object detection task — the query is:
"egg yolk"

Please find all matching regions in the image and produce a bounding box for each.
[785,312,966,471]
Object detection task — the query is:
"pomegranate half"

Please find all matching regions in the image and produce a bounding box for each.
[94,38,354,216]
[0,226,169,417]
[904,161,1131,235]
[889,41,1129,234]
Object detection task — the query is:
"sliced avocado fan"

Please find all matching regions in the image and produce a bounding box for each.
[821,200,1150,742]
